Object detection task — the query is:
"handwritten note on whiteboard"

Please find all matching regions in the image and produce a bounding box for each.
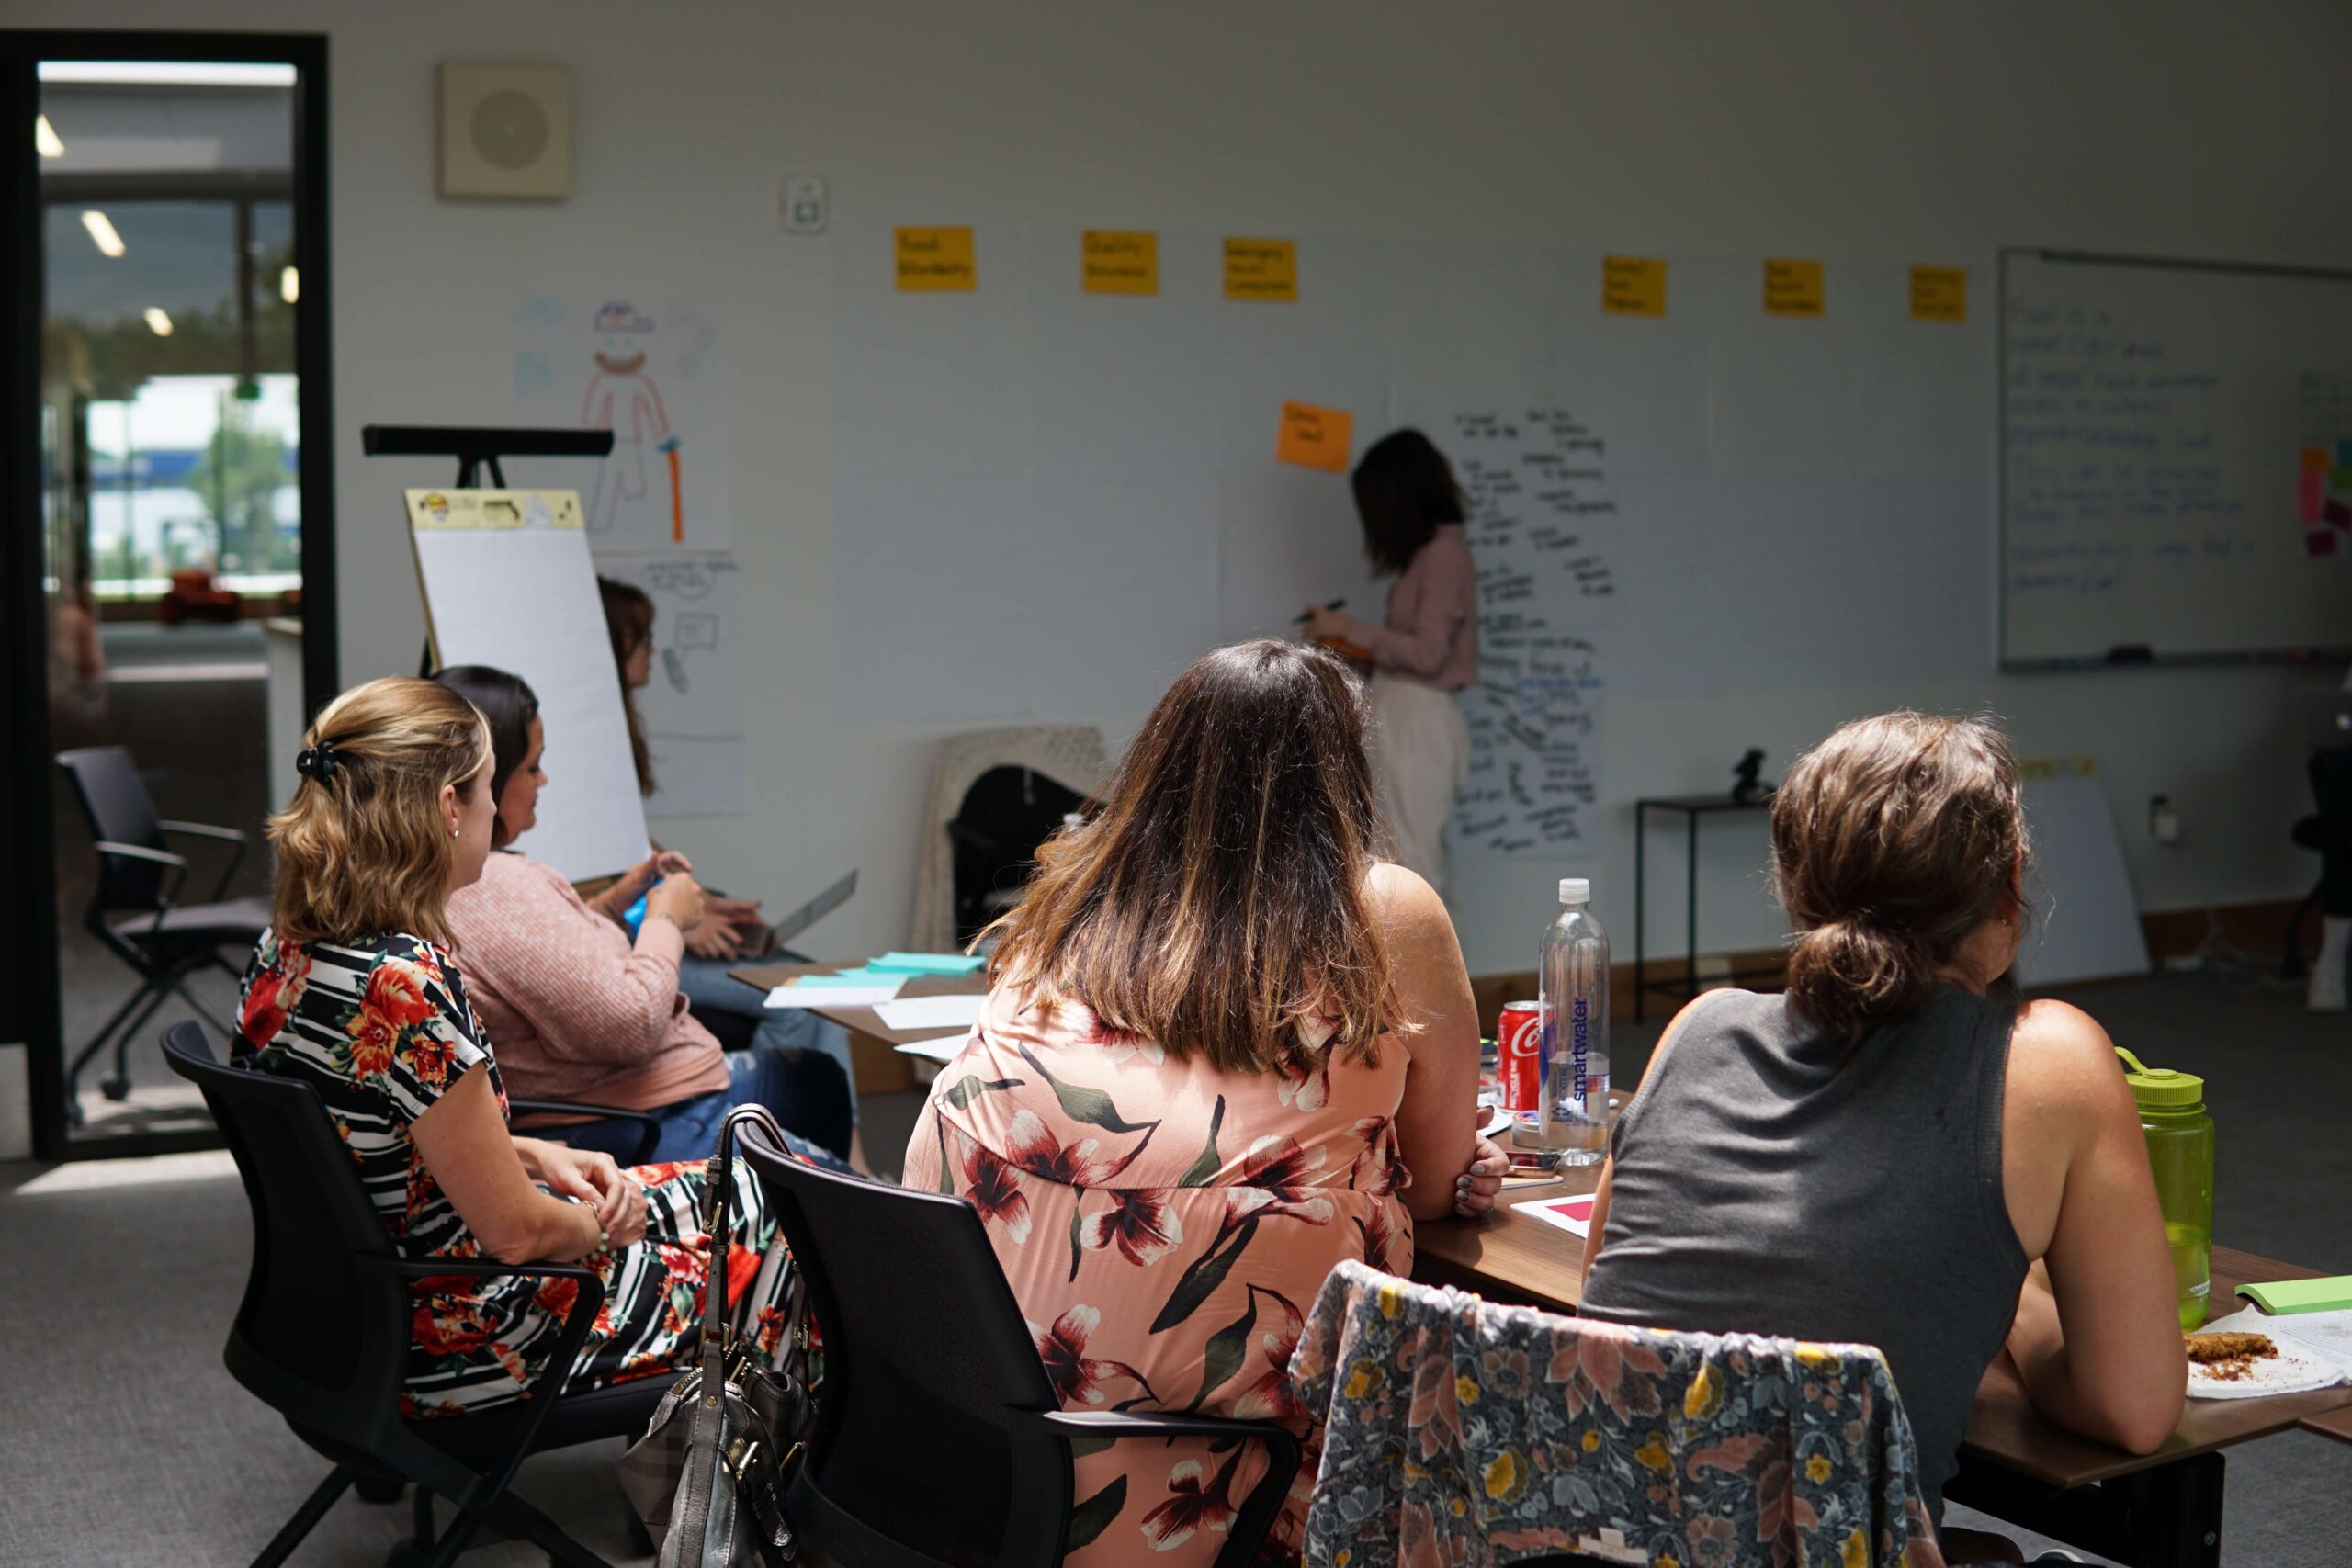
[1448,410,1619,859]
[1277,400,1354,471]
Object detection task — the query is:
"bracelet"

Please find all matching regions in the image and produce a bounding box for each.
[643,910,679,931]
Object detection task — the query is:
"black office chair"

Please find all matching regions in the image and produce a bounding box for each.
[734,1117,1301,1568]
[2285,746,2352,978]
[56,745,272,1116]
[161,1021,670,1568]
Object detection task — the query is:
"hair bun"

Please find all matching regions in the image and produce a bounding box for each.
[1785,917,1934,1040]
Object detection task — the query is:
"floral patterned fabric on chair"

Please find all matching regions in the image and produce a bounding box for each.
[1290,1261,1947,1568]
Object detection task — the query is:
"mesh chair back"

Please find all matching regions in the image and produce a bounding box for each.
[56,745,169,909]
[159,1022,413,1443]
[736,1120,1068,1567]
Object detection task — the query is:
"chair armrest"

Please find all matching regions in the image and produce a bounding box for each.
[360,1254,612,1503]
[509,1099,664,1165]
[160,819,249,899]
[93,841,190,932]
[1027,1409,1302,1568]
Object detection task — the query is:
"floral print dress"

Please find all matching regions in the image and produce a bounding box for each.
[235,929,795,1417]
[901,983,1415,1567]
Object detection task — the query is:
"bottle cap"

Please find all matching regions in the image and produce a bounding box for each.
[2114,1046,2204,1109]
[1559,878,1589,905]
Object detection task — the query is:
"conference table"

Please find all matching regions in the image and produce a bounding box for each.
[1417,1158,2346,1568]
[734,963,2340,1567]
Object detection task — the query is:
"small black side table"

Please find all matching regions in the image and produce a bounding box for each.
[1633,794,1781,1021]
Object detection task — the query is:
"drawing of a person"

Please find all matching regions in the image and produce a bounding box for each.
[582,301,678,537]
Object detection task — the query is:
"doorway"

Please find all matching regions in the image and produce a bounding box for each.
[1,33,335,1157]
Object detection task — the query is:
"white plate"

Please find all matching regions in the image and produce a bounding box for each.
[2186,1339,2345,1399]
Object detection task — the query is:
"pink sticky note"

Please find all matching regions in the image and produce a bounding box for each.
[1515,1191,1599,1236]
[2309,529,2339,558]
[2302,472,2325,524]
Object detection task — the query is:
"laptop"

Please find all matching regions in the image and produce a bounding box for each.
[768,870,858,952]
[2298,686,2352,752]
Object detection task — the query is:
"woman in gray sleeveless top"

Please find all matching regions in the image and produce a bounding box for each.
[1578,713,2185,1546]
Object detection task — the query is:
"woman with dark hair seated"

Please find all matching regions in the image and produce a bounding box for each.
[233,676,805,1420]
[904,639,1508,1565]
[431,664,856,1166]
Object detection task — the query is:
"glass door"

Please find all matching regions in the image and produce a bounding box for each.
[1,33,334,1156]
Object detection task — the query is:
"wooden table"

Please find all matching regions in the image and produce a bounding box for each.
[729,962,990,1095]
[1414,1188,2350,1568]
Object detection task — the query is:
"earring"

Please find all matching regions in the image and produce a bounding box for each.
[449,826,459,839]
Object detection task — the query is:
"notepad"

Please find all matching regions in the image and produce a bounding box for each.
[865,952,987,976]
[893,1034,971,1065]
[2237,1276,2352,1314]
[872,994,988,1032]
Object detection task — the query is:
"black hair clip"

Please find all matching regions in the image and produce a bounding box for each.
[295,739,339,783]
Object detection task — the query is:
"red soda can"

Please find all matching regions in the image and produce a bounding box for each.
[1498,1001,1544,1118]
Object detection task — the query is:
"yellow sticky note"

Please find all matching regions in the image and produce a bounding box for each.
[1081,230,1159,296]
[1277,401,1353,472]
[1225,238,1297,302]
[896,226,976,292]
[1909,265,1966,322]
[1601,255,1668,317]
[1763,258,1824,318]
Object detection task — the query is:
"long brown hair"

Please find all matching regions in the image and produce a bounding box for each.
[597,575,656,795]
[266,676,491,947]
[1771,712,2030,1041]
[431,665,539,847]
[1352,428,1465,576]
[983,639,1403,1074]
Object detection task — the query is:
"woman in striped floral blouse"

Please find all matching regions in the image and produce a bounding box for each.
[233,676,797,1417]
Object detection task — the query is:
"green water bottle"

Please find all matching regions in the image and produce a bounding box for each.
[2116,1047,2214,1330]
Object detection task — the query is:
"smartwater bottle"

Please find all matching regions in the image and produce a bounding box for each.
[1540,878,1611,1165]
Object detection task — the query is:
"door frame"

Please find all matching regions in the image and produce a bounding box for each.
[0,29,335,1159]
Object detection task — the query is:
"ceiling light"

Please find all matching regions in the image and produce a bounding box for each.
[278,265,299,305]
[81,209,125,257]
[34,114,63,158]
[143,307,173,337]
[38,62,297,88]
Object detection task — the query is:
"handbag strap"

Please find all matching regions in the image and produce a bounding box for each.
[696,1103,787,1388]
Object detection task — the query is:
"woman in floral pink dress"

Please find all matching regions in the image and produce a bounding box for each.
[904,640,1507,1566]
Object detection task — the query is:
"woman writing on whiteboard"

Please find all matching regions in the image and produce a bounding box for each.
[1303,429,1478,895]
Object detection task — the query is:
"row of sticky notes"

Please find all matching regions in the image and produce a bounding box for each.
[2298,444,2352,528]
[894,227,1968,322]
[899,228,1296,300]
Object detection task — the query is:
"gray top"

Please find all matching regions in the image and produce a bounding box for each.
[1579,985,2029,1519]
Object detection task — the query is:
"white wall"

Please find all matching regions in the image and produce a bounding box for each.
[22,0,2352,977]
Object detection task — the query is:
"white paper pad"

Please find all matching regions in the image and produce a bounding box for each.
[763,978,905,1010]
[2188,1307,2352,1399]
[873,994,989,1032]
[893,1034,972,1065]
[1511,1191,1598,1238]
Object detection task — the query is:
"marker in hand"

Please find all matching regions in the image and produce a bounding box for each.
[1294,598,1347,626]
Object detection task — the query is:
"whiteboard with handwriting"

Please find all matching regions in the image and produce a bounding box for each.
[2001,250,2352,666]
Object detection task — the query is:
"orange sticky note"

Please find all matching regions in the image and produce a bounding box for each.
[1763,258,1824,317]
[1277,401,1352,472]
[2303,446,2332,476]
[1909,265,1966,322]
[1225,238,1298,302]
[896,226,976,292]
[1602,255,1668,317]
[1082,230,1159,295]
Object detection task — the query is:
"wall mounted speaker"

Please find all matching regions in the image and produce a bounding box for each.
[438,62,572,200]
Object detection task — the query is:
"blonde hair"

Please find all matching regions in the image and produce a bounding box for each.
[266,676,491,948]
[984,640,1404,1075]
[1770,712,2030,1041]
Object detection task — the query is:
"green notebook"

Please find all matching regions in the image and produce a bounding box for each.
[2234,1276,2352,1314]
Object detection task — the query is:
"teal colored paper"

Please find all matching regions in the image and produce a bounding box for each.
[867,951,986,975]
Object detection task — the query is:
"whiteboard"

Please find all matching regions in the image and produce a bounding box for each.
[2001,250,2352,667]
[407,489,650,880]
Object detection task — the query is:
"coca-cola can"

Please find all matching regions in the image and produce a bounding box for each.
[1498,1000,1545,1115]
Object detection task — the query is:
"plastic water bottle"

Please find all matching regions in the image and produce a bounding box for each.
[1540,878,1611,1165]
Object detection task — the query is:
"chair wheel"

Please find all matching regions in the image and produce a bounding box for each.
[100,1074,131,1101]
[354,1473,406,1504]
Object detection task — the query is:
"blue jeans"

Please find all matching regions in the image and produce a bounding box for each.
[561,1049,854,1168]
[676,953,860,1124]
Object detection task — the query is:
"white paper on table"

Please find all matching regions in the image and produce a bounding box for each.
[872,994,989,1032]
[2193,1305,2352,1396]
[1511,1190,1599,1238]
[893,1033,973,1065]
[763,980,905,1010]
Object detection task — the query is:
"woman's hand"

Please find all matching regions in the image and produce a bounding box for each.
[599,851,694,917]
[1452,1136,1509,1219]
[705,892,763,931]
[645,874,707,932]
[533,1142,631,1226]
[685,917,743,960]
[1301,604,1351,643]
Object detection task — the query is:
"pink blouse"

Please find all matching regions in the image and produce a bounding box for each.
[1347,523,1477,692]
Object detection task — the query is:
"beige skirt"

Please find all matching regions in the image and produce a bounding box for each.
[1368,671,1470,895]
